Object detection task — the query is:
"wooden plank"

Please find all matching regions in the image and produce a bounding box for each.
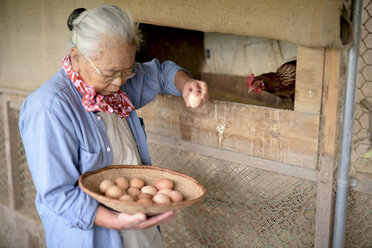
[137,95,320,169]
[0,87,30,97]
[295,46,325,114]
[314,48,341,248]
[148,133,318,182]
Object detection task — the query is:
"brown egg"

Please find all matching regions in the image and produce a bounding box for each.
[99,179,115,194]
[188,93,202,108]
[169,190,183,202]
[137,193,153,200]
[130,178,145,189]
[105,185,123,199]
[141,185,158,196]
[119,194,134,202]
[158,188,173,196]
[137,198,153,205]
[115,177,129,190]
[127,187,141,198]
[154,178,174,190]
[153,193,171,204]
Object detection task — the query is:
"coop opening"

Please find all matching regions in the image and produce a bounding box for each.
[136,23,297,110]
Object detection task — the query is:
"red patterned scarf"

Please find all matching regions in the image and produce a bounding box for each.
[62,55,134,118]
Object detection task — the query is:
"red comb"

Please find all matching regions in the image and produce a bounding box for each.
[247,74,255,87]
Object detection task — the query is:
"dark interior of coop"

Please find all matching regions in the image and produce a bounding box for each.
[136,23,297,110]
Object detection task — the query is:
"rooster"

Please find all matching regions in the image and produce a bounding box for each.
[247,60,296,101]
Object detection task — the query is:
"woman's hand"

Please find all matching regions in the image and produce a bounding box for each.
[181,79,209,108]
[95,205,179,230]
[115,211,179,230]
[175,70,209,108]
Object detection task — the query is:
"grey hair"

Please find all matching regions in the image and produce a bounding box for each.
[67,4,142,58]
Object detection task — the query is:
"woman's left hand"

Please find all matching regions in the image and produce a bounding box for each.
[181,79,209,108]
[95,205,180,230]
[115,210,180,230]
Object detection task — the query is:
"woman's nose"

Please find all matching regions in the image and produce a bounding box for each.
[111,77,125,86]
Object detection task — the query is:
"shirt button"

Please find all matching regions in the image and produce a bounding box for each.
[97,116,102,120]
[106,147,111,152]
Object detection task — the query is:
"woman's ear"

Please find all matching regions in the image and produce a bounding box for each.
[70,47,81,73]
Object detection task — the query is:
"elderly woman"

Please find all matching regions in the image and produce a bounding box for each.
[19,4,208,248]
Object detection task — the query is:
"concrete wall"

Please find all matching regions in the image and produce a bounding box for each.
[0,0,103,91]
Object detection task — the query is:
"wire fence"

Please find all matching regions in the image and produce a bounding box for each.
[149,143,317,247]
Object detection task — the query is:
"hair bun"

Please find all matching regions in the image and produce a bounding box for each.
[67,8,87,31]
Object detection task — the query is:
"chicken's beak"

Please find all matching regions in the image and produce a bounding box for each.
[248,87,254,93]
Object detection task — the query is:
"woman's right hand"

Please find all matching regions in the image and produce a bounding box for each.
[95,205,179,230]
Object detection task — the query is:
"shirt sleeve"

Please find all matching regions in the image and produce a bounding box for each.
[19,97,99,230]
[123,59,191,109]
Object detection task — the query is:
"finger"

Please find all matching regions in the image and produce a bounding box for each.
[195,81,208,106]
[198,81,209,99]
[118,212,146,228]
[190,83,200,96]
[128,213,147,223]
[156,210,181,225]
[182,82,193,106]
[183,89,190,107]
[201,92,209,106]
[137,211,175,229]
[183,81,199,107]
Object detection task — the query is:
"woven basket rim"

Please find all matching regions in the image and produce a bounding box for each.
[78,165,207,209]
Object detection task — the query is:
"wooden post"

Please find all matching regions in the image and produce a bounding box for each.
[315,48,342,247]
[295,46,325,114]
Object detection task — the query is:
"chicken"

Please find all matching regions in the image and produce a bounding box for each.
[247,60,296,101]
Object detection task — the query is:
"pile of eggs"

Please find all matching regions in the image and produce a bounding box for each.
[99,177,184,204]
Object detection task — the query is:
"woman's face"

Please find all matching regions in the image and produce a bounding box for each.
[73,37,136,96]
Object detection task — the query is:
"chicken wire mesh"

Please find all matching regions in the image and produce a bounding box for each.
[351,0,372,172]
[10,108,38,219]
[345,2,372,247]
[148,143,317,248]
[0,102,9,207]
[345,190,372,248]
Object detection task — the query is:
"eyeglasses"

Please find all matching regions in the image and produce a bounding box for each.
[84,54,138,84]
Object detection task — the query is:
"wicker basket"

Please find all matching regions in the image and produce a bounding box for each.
[78,165,206,215]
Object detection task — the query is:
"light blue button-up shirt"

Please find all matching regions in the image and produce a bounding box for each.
[19,59,184,248]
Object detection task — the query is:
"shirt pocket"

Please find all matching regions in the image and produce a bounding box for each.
[78,148,102,173]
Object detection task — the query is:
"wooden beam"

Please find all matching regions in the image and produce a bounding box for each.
[147,132,318,182]
[295,46,325,114]
[106,0,347,48]
[315,48,342,248]
[137,96,320,169]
